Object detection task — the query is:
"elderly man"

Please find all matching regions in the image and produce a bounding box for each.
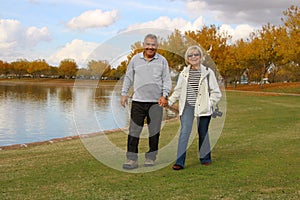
[121,33,172,169]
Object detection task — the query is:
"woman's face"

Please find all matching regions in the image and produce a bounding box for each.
[187,50,201,66]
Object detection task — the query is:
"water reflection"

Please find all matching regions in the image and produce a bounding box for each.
[0,82,177,147]
[72,83,130,136]
[0,83,128,146]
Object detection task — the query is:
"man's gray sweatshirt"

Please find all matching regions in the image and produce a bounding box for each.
[121,52,172,102]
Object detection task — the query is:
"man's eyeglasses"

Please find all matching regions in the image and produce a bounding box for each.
[187,53,200,58]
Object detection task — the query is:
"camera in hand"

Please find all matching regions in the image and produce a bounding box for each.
[211,107,223,118]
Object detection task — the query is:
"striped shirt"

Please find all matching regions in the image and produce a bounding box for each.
[187,69,201,106]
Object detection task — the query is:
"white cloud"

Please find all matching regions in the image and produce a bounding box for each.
[66,9,119,31]
[122,15,255,43]
[233,24,255,41]
[25,26,51,46]
[0,19,21,51]
[48,39,98,67]
[124,16,205,33]
[0,19,51,59]
[186,0,208,18]
[219,24,255,42]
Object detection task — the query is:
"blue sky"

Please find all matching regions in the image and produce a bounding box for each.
[0,0,297,67]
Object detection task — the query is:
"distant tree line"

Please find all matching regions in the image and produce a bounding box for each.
[0,58,77,79]
[0,5,299,85]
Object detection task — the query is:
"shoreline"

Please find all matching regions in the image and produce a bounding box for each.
[0,117,179,151]
[1,78,299,90]
[0,127,128,151]
[0,78,118,87]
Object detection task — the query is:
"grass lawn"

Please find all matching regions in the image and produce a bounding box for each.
[0,87,299,199]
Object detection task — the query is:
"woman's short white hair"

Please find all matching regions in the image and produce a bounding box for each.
[184,45,204,65]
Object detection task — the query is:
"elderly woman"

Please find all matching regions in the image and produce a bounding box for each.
[168,45,222,170]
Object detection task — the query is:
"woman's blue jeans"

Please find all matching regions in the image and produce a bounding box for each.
[175,103,212,167]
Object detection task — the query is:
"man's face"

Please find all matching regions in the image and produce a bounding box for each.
[143,38,158,58]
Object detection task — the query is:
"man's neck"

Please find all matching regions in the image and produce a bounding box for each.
[144,52,155,61]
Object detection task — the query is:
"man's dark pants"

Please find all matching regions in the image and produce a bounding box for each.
[126,101,163,161]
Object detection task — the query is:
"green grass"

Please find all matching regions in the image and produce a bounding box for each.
[1,90,300,200]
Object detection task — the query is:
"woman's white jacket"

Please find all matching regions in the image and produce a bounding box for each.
[168,65,222,117]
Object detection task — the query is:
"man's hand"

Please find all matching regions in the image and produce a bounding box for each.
[158,96,168,107]
[121,95,129,107]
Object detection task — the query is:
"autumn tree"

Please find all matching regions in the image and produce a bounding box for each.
[107,68,117,79]
[77,68,91,79]
[247,23,285,85]
[279,5,300,81]
[115,60,128,79]
[128,41,143,60]
[10,59,29,78]
[102,65,112,79]
[0,60,12,77]
[27,59,50,78]
[58,59,78,79]
[87,60,110,79]
[217,40,241,86]
[159,29,186,71]
[281,5,300,65]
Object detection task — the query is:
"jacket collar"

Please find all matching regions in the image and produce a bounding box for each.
[182,64,210,78]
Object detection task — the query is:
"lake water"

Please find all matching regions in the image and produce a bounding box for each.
[0,81,176,147]
[0,81,131,147]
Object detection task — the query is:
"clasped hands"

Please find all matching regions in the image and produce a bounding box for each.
[158,96,168,107]
[120,96,168,108]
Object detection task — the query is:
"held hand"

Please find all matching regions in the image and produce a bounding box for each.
[158,96,168,107]
[121,95,128,107]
